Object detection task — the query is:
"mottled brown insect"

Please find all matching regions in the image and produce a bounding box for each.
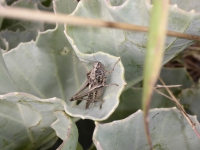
[70,58,120,109]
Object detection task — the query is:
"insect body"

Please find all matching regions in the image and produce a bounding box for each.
[88,62,105,88]
[86,87,104,109]
[70,58,120,109]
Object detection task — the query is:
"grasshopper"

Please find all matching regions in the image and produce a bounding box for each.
[70,58,120,109]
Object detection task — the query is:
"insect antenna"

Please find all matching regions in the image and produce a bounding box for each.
[78,44,120,70]
[80,44,99,62]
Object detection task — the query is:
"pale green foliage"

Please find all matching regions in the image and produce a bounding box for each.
[180,82,200,121]
[94,108,200,150]
[0,93,65,149]
[0,0,200,149]
[51,111,78,150]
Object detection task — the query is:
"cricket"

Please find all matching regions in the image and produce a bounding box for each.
[70,57,120,109]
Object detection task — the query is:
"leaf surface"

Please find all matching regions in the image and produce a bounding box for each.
[0,92,66,150]
[94,108,200,150]
[51,111,78,150]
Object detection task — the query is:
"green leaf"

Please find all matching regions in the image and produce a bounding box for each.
[94,108,200,150]
[0,0,44,50]
[0,92,66,150]
[0,30,39,49]
[180,82,200,121]
[65,0,199,89]
[63,50,126,121]
[159,67,193,89]
[51,111,78,150]
[0,50,19,93]
[3,37,83,99]
[54,0,78,14]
